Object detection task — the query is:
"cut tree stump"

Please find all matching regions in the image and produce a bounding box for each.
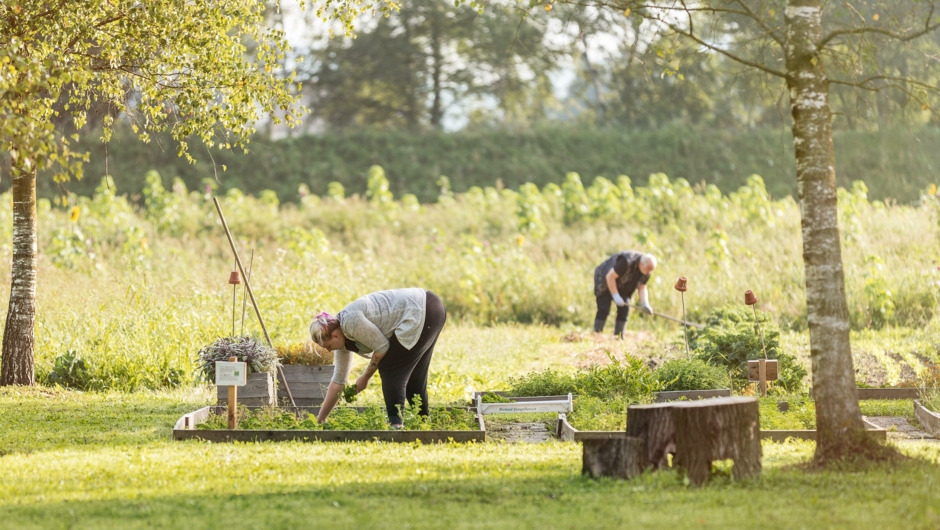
[581,433,646,480]
[670,396,761,486]
[626,402,677,470]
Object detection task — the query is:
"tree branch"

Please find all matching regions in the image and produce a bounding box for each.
[820,3,940,48]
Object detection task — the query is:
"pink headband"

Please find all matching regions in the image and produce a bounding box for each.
[316,311,333,321]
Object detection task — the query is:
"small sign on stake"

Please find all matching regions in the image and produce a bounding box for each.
[747,359,778,396]
[215,361,247,387]
[216,358,246,430]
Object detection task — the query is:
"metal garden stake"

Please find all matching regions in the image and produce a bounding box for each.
[674,277,690,359]
[745,289,769,395]
[228,264,241,337]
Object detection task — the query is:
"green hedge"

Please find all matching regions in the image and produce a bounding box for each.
[15,125,940,203]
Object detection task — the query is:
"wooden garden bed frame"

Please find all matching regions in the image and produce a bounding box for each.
[472,389,731,406]
[556,414,887,442]
[913,400,940,438]
[173,406,486,443]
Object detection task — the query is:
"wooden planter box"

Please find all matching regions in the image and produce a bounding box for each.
[278,365,333,406]
[217,372,275,407]
[173,406,486,443]
[914,400,940,438]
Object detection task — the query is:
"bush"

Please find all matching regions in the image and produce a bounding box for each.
[508,369,578,397]
[508,352,662,400]
[44,350,92,389]
[276,342,334,366]
[195,336,279,382]
[690,306,808,393]
[655,359,730,391]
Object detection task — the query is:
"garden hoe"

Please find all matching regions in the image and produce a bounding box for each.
[624,302,705,329]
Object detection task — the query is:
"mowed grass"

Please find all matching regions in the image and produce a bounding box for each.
[1,387,940,529]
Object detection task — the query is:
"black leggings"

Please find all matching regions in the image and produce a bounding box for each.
[594,291,630,327]
[378,290,446,424]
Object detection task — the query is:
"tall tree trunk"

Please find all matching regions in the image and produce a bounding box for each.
[580,31,606,126]
[430,8,444,130]
[1,154,37,386]
[785,0,864,461]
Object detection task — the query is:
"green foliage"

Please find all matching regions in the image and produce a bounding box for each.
[566,396,628,431]
[481,392,513,403]
[655,359,731,391]
[195,336,279,382]
[275,343,334,366]
[690,306,808,394]
[198,404,477,431]
[508,369,578,397]
[29,125,940,207]
[43,351,91,389]
[509,353,662,400]
[758,397,816,430]
[343,385,359,404]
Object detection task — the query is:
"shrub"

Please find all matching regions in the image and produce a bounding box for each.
[508,352,662,401]
[276,342,334,366]
[655,359,730,391]
[44,350,92,389]
[690,306,808,393]
[195,336,279,382]
[508,369,578,397]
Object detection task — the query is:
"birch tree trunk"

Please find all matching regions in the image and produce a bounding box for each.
[785,0,864,460]
[1,152,37,386]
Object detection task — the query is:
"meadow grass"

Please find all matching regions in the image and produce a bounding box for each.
[1,387,940,529]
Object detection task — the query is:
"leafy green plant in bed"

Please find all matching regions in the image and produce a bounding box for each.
[566,396,628,431]
[198,404,477,431]
[509,352,661,401]
[654,359,730,391]
[689,306,807,393]
[196,336,280,381]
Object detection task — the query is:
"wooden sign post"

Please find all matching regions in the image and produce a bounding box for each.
[216,357,247,429]
[747,359,778,396]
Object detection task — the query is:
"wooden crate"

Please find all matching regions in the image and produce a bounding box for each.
[173,405,486,443]
[278,365,333,406]
[217,371,275,407]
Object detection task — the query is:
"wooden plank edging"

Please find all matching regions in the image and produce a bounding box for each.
[172,405,485,443]
[914,400,940,438]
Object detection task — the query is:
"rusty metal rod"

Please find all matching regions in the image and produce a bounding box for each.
[213,197,296,407]
[625,302,705,329]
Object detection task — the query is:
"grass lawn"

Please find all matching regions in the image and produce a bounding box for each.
[1,387,939,529]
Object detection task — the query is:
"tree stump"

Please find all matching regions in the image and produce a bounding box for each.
[581,433,646,480]
[626,402,677,470]
[670,396,761,486]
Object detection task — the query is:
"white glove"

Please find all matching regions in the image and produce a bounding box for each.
[612,293,626,307]
[639,303,653,315]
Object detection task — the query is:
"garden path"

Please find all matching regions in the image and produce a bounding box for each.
[864,416,939,443]
[484,419,554,443]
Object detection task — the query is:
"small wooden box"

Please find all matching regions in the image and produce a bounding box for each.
[747,359,778,381]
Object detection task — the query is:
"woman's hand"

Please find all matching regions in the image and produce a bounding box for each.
[356,373,370,394]
[317,382,344,424]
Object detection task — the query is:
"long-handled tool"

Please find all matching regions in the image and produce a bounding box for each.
[625,302,705,329]
[213,197,296,407]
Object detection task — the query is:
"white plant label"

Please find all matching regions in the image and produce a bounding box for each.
[215,361,247,386]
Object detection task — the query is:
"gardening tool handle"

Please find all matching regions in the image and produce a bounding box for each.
[625,303,705,329]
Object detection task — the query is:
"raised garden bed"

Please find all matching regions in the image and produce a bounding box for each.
[277,364,332,406]
[216,372,275,407]
[474,389,731,405]
[174,406,486,443]
[913,400,940,438]
[558,413,887,442]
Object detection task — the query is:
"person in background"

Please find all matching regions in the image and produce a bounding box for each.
[593,251,656,337]
[309,288,446,428]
